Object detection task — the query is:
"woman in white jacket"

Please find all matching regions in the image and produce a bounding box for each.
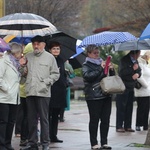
[134,51,150,131]
[0,42,23,150]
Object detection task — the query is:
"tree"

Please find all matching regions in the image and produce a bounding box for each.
[5,0,84,38]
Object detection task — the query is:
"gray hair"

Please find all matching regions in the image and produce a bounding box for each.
[85,44,99,55]
[9,42,23,54]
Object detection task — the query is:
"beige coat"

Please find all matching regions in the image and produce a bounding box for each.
[0,53,20,104]
[25,50,60,97]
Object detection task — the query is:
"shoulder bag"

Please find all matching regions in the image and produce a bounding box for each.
[100,74,126,94]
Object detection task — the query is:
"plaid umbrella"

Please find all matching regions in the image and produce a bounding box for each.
[0,13,57,37]
[79,31,137,48]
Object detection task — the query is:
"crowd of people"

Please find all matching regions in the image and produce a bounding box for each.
[0,35,149,150]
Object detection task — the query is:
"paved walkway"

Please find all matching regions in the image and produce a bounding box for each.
[12,100,150,150]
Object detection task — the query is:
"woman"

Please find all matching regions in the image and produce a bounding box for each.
[0,42,23,150]
[82,45,114,150]
[48,41,67,143]
[134,51,150,131]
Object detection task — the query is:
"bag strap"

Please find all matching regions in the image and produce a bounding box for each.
[104,55,112,76]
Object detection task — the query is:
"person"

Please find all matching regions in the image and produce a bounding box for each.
[17,43,34,147]
[134,51,150,131]
[0,42,23,150]
[82,45,115,150]
[59,60,75,122]
[48,41,67,143]
[116,50,141,133]
[20,36,60,150]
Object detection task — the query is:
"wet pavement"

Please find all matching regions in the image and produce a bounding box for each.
[12,100,150,150]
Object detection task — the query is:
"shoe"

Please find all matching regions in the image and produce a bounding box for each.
[20,144,38,150]
[116,128,125,132]
[59,118,65,122]
[20,140,28,146]
[51,138,63,143]
[125,128,135,132]
[136,126,141,131]
[91,144,100,149]
[143,126,148,130]
[42,145,50,150]
[100,144,112,149]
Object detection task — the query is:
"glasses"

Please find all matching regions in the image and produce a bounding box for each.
[91,52,99,55]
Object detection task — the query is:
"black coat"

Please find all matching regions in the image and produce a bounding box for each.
[82,61,115,100]
[50,56,67,108]
[118,53,141,90]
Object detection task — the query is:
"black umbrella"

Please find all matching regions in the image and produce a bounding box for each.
[69,52,86,69]
[0,12,57,37]
[44,31,77,62]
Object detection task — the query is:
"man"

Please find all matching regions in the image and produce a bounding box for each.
[116,50,141,133]
[21,36,60,150]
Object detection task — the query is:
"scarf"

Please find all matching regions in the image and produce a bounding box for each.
[86,57,103,65]
[9,54,20,72]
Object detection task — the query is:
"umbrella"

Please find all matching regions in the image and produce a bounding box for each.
[69,52,86,69]
[0,12,57,37]
[139,23,150,40]
[44,31,77,61]
[79,31,137,48]
[114,39,150,51]
[0,38,11,52]
[69,40,86,69]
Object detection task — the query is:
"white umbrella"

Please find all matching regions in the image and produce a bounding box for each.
[114,39,150,51]
[0,12,57,37]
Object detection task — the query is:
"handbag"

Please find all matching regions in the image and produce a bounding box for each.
[135,81,142,89]
[100,75,126,94]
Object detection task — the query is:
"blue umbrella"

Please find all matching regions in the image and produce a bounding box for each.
[139,23,150,40]
[79,31,137,48]
[10,36,32,45]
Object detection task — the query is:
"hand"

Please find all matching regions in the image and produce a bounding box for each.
[101,61,106,68]
[133,63,139,70]
[132,73,139,80]
[19,56,27,66]
[108,63,114,69]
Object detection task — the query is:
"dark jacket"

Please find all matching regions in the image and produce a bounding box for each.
[82,61,115,100]
[50,56,67,108]
[118,53,141,90]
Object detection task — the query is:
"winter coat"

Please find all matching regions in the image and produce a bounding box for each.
[134,57,150,97]
[118,53,141,90]
[0,53,20,104]
[82,61,115,100]
[50,56,67,108]
[25,50,60,97]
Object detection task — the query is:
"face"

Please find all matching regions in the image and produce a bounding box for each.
[88,49,100,59]
[13,51,23,59]
[32,42,45,54]
[49,46,61,57]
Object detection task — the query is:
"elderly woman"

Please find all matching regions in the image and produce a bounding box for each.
[134,51,150,131]
[0,42,23,150]
[82,45,114,150]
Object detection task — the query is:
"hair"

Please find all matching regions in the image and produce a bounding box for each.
[8,42,23,54]
[85,44,99,55]
[48,41,61,50]
[129,50,140,55]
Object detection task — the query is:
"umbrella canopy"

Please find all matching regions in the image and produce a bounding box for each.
[0,13,57,37]
[114,39,150,51]
[69,52,86,69]
[69,40,86,69]
[139,23,150,40]
[79,31,137,48]
[44,31,77,62]
[0,38,11,52]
